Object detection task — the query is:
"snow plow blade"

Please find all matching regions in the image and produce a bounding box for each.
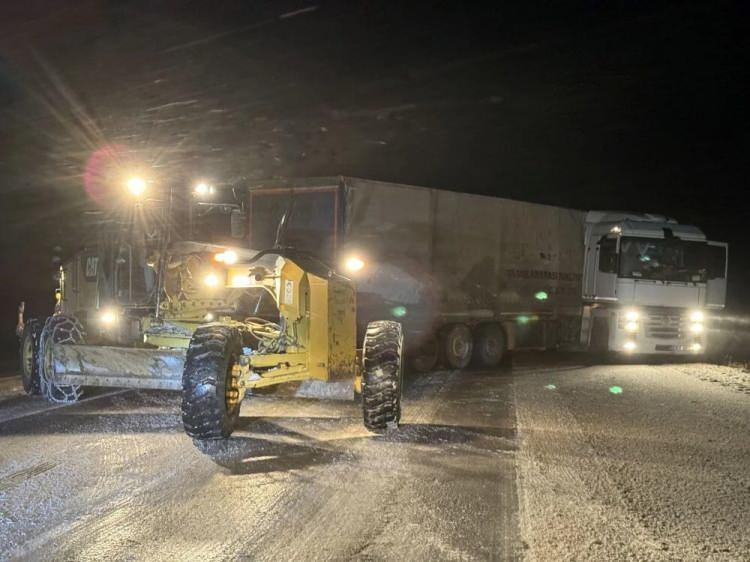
[51,344,185,390]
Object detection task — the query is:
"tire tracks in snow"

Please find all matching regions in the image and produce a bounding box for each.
[513,366,696,561]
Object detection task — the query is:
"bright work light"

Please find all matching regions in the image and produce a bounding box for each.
[344,256,365,273]
[203,272,220,288]
[126,177,146,197]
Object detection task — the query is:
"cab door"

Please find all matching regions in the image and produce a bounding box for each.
[593,236,619,301]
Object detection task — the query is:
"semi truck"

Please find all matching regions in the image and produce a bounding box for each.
[239,177,728,368]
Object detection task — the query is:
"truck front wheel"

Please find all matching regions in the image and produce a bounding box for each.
[362,320,403,431]
[182,325,243,440]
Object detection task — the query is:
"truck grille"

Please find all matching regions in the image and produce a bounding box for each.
[645,312,685,339]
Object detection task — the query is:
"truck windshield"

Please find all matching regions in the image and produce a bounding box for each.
[619,237,725,283]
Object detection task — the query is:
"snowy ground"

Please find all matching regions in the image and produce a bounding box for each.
[0,355,748,561]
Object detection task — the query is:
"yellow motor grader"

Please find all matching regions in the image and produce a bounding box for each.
[17,179,403,439]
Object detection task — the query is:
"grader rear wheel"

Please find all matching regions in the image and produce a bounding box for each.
[182,325,243,440]
[362,320,403,431]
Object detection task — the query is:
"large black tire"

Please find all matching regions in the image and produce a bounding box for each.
[471,323,506,369]
[362,320,403,431]
[19,319,42,395]
[38,315,85,403]
[440,323,473,370]
[182,325,243,440]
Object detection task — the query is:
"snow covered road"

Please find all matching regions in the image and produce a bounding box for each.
[0,357,748,561]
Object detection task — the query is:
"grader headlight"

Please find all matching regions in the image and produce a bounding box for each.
[126,176,147,198]
[229,273,252,288]
[214,250,238,265]
[99,307,119,326]
[344,255,365,273]
[194,182,215,198]
[203,271,221,288]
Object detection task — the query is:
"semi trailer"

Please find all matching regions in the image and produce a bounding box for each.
[241,177,728,368]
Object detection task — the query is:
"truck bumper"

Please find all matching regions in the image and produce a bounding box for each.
[610,329,706,355]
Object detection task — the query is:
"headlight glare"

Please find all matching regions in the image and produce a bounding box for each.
[100,307,118,326]
[344,255,365,273]
[624,309,639,322]
[690,310,705,323]
[204,272,220,288]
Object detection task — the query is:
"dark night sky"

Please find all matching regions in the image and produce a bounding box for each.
[0,1,748,357]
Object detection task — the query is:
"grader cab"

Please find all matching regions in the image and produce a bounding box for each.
[18,179,403,439]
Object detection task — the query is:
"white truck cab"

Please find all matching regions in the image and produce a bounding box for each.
[581,211,728,355]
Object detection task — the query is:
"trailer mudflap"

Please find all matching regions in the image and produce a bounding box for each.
[52,344,185,390]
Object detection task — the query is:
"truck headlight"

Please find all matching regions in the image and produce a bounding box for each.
[624,309,639,322]
[689,310,705,323]
[625,321,639,333]
[690,323,704,334]
[623,340,637,352]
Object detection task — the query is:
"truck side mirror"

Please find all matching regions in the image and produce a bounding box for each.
[231,209,246,239]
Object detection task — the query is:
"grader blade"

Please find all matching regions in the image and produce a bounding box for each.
[51,344,185,390]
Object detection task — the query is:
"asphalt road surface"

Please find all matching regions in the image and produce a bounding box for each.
[1,355,748,561]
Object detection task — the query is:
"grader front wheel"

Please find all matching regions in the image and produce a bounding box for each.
[182,325,243,440]
[38,315,85,403]
[362,320,403,431]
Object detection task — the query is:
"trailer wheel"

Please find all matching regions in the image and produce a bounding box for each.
[472,323,506,369]
[440,323,473,370]
[38,315,85,403]
[411,334,439,373]
[182,325,243,440]
[362,320,403,431]
[20,319,42,395]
